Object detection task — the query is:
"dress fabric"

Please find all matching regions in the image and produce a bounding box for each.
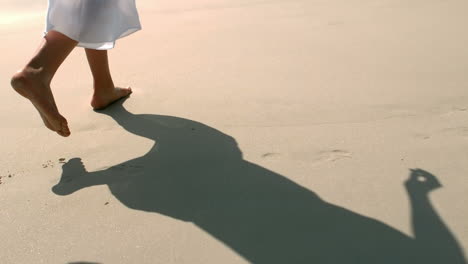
[45,0,141,50]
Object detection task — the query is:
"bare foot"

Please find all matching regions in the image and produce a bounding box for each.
[91,86,132,110]
[10,68,70,137]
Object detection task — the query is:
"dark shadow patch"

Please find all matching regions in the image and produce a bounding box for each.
[54,100,466,264]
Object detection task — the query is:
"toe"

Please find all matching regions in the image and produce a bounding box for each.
[122,87,132,95]
[59,131,71,137]
[57,128,70,137]
[59,123,71,137]
[62,128,71,137]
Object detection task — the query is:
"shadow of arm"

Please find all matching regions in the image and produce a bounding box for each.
[405,169,466,264]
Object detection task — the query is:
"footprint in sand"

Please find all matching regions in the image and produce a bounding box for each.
[313,149,353,163]
[262,152,281,159]
[453,107,467,112]
[290,149,352,164]
[440,107,468,117]
[0,173,16,185]
[441,126,468,137]
[414,125,468,140]
[414,133,431,140]
[42,158,68,168]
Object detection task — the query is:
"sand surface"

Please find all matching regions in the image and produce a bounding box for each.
[1,0,468,263]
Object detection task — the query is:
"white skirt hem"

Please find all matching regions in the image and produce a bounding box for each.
[44,26,142,50]
[45,0,142,50]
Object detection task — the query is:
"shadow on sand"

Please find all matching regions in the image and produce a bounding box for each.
[54,99,466,264]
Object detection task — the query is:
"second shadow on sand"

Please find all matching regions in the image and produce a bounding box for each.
[53,100,466,264]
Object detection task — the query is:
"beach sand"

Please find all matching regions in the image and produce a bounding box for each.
[1,0,467,263]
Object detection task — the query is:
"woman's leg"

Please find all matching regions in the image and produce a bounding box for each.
[10,31,78,137]
[85,49,132,110]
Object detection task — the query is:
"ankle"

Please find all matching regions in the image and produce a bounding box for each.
[93,80,115,94]
[12,67,49,85]
[10,72,28,91]
[25,62,53,82]
[11,68,35,89]
[10,68,50,100]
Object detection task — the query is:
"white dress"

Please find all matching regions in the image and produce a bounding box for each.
[45,0,141,50]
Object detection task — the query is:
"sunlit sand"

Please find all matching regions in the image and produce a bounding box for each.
[1,0,467,263]
[0,12,43,26]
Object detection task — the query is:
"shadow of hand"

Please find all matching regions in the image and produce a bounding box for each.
[52,158,89,196]
[405,168,442,193]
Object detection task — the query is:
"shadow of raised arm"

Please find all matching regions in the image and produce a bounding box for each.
[405,169,466,264]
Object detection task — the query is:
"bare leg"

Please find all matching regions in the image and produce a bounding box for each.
[85,49,132,110]
[10,31,78,137]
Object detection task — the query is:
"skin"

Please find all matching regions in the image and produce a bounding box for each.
[10,30,132,137]
[85,47,133,110]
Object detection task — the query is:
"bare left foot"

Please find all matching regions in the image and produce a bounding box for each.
[11,68,71,137]
[91,86,132,110]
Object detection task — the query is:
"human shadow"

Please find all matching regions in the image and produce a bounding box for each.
[53,100,466,264]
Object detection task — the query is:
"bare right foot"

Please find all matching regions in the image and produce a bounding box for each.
[11,68,70,137]
[91,86,132,110]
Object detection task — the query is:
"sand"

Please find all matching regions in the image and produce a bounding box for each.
[1,0,467,263]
